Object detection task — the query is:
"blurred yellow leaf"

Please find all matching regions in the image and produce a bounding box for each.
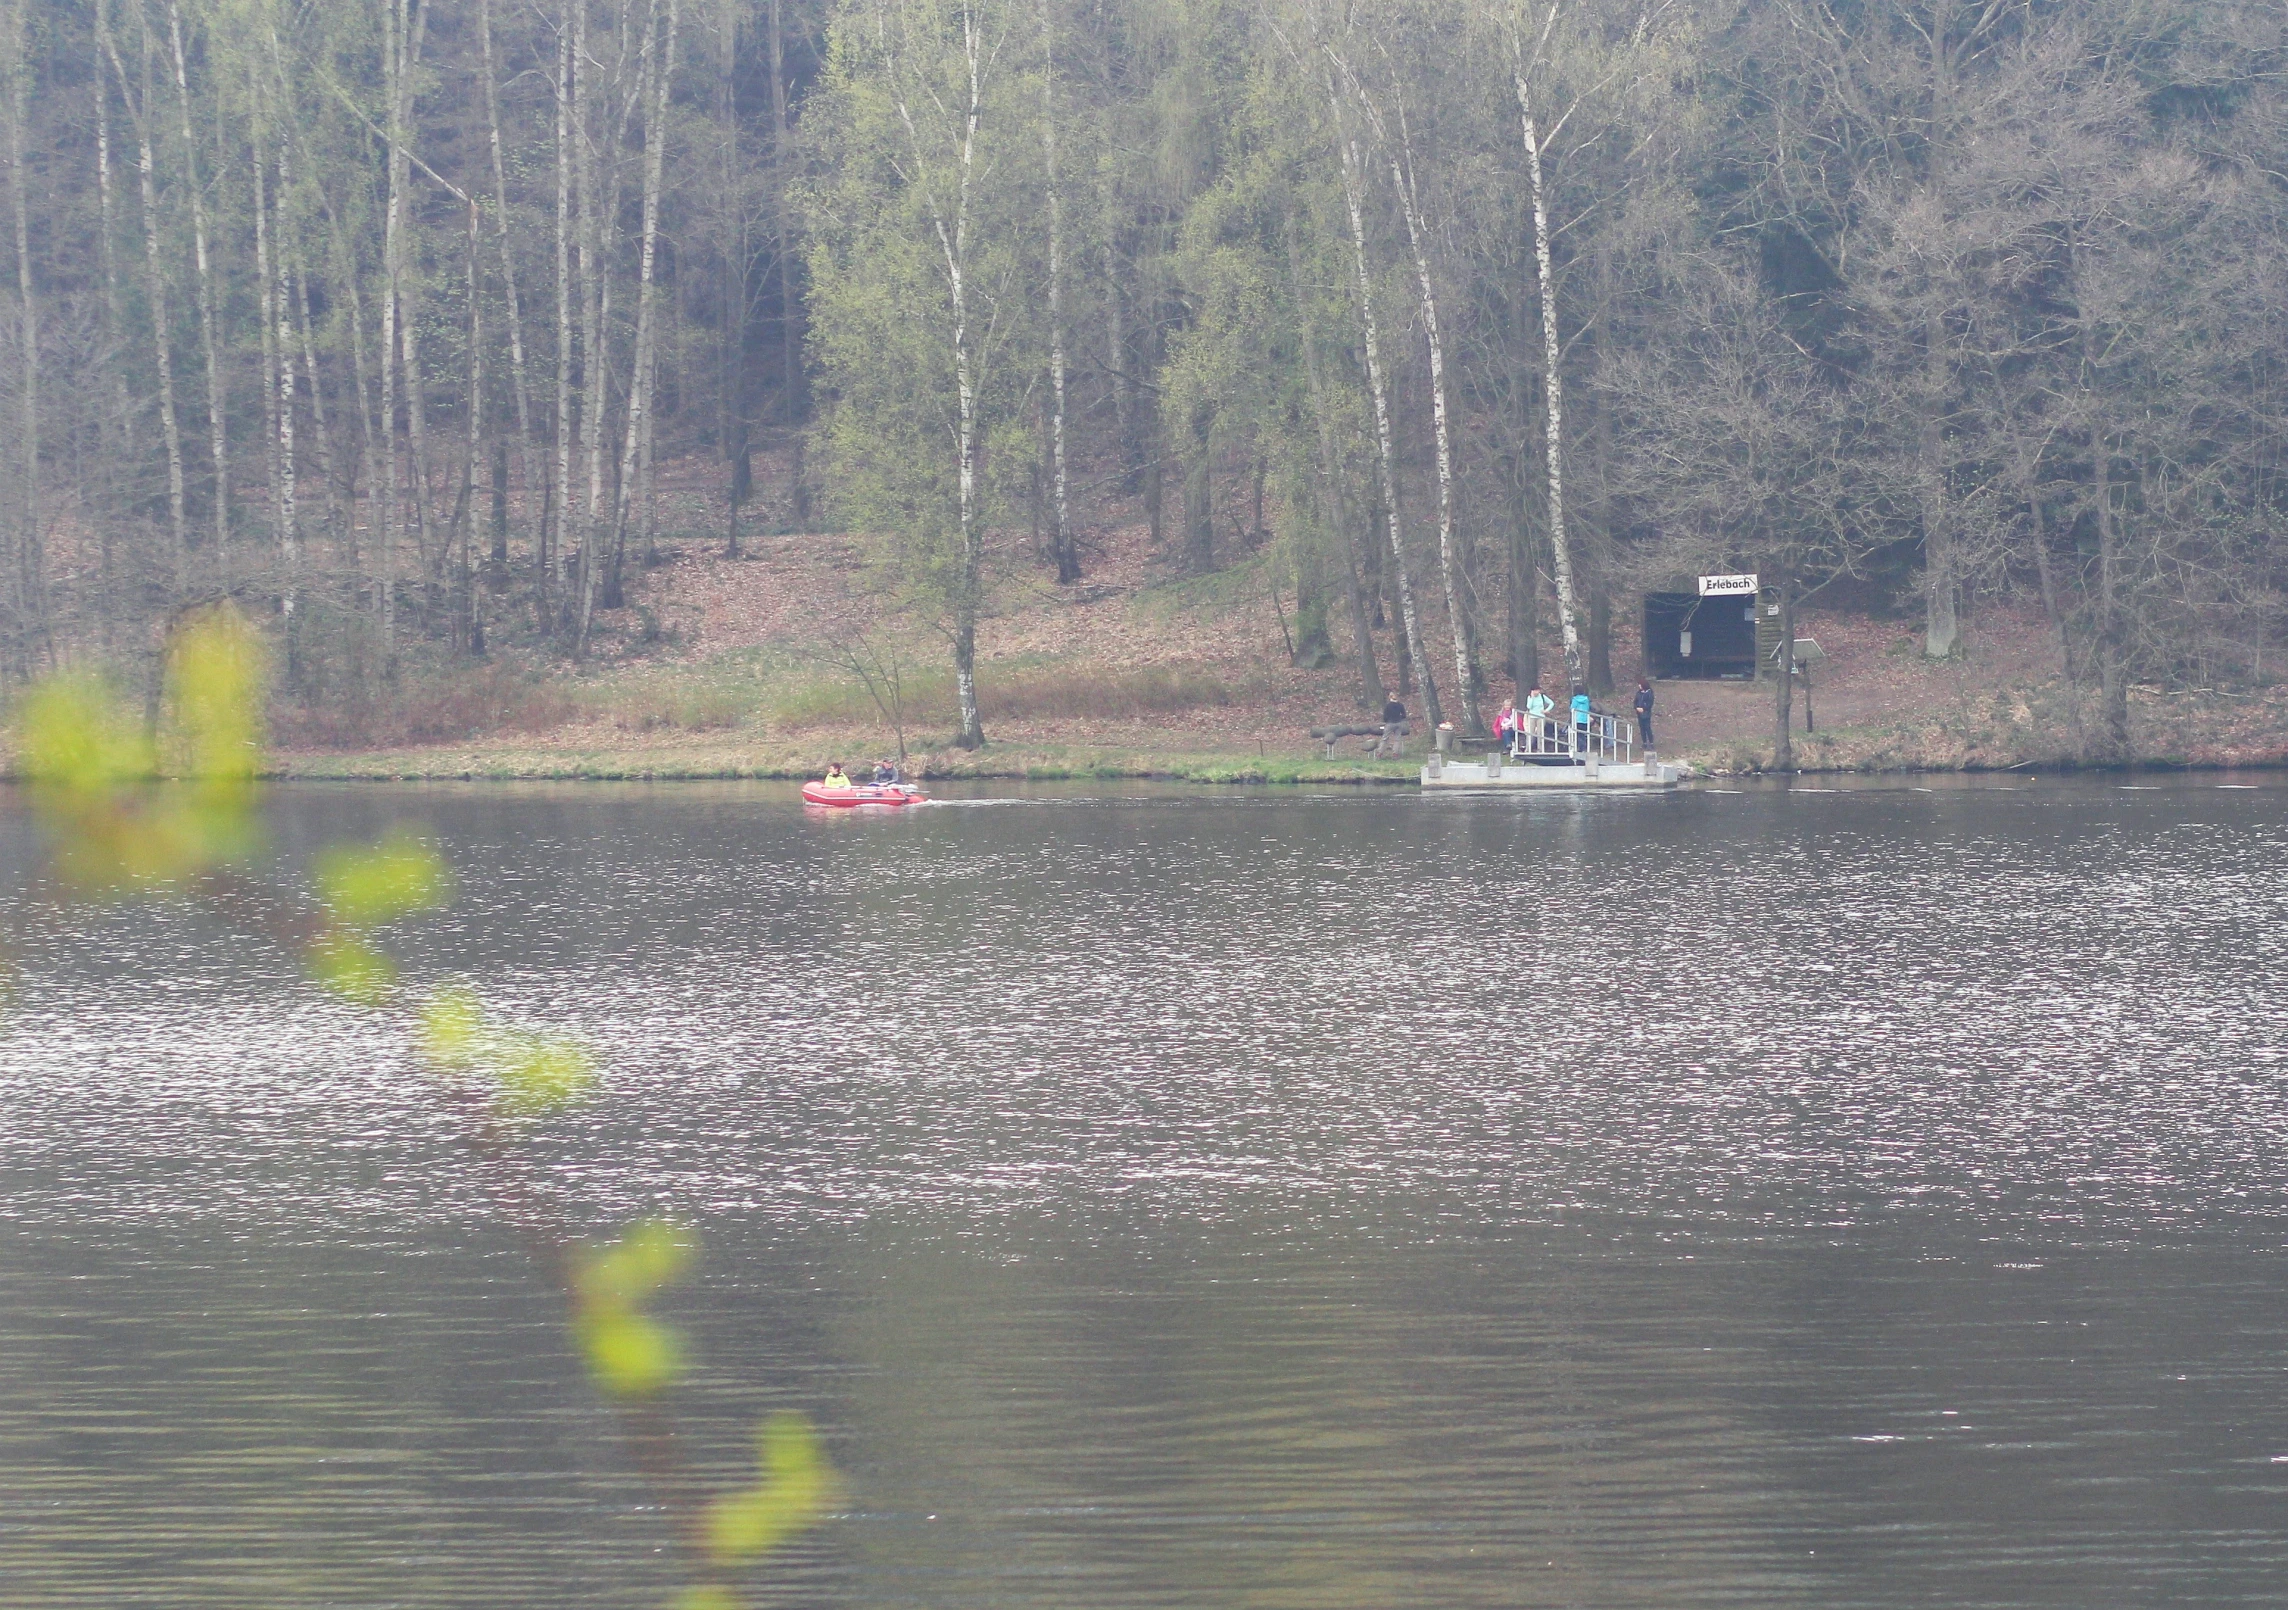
[671,1589,740,1610]
[315,831,450,929]
[702,1414,836,1566]
[14,613,269,893]
[16,675,154,795]
[166,607,265,783]
[571,1221,697,1399]
[418,988,484,1067]
[495,1031,595,1114]
[574,1308,687,1397]
[578,1219,695,1306]
[308,930,396,1005]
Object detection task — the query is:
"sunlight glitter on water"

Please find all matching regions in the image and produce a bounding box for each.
[3,780,2286,1608]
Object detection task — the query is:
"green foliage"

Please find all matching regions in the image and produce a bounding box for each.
[13,609,266,890]
[13,610,835,1603]
[415,986,597,1113]
[573,1220,697,1398]
[307,929,398,1005]
[15,674,154,795]
[672,1589,741,1610]
[702,1413,837,1566]
[314,830,452,928]
[492,1030,598,1115]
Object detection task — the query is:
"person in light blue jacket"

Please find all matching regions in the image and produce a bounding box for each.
[1570,687,1592,755]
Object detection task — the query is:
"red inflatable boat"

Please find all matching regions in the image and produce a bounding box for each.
[800,782,929,807]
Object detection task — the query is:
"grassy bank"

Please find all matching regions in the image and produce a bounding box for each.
[269,735,1425,786]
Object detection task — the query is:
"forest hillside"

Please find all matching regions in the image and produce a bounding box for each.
[2,0,2286,773]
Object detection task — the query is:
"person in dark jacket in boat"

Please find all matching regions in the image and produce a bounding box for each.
[820,763,853,790]
[1633,680,1656,749]
[872,758,902,786]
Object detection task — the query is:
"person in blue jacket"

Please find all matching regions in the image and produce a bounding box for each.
[1570,686,1592,755]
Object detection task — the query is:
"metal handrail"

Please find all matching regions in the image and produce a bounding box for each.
[1504,711,1634,767]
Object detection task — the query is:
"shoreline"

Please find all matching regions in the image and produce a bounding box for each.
[246,738,2288,786]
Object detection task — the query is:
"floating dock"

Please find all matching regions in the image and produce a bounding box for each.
[1420,754,1683,790]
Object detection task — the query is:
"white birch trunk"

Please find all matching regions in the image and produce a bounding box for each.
[480,0,544,572]
[1042,0,1076,585]
[379,0,408,654]
[165,0,229,589]
[1514,54,1584,695]
[250,115,297,641]
[572,0,608,652]
[610,0,679,590]
[552,3,576,617]
[460,201,484,652]
[105,17,189,596]
[1374,87,1479,733]
[1325,55,1440,727]
[93,7,129,647]
[395,0,437,600]
[886,0,989,747]
[6,11,41,658]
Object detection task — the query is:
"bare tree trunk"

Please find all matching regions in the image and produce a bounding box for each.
[1042,2,1078,585]
[1921,302,1959,658]
[1773,569,1795,771]
[572,0,621,654]
[769,0,805,520]
[291,262,341,558]
[5,6,44,668]
[1104,200,1134,493]
[460,201,485,655]
[480,0,544,580]
[886,2,989,748]
[1920,12,1960,660]
[1292,227,1384,710]
[378,0,411,661]
[2091,427,2130,762]
[1326,56,1440,727]
[608,0,679,615]
[550,1,577,622]
[714,0,749,557]
[165,0,229,591]
[93,7,130,654]
[1364,77,1480,734]
[1513,43,1583,695]
[253,122,299,667]
[320,183,380,588]
[106,14,189,600]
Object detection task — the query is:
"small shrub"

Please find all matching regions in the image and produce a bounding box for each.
[607,684,750,732]
[765,663,1231,731]
[275,665,582,749]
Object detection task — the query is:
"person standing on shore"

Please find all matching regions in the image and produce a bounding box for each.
[1524,685,1555,753]
[1379,695,1410,757]
[1570,687,1592,756]
[1634,680,1656,750]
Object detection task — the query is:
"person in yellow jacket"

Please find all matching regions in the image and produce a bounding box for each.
[819,763,854,790]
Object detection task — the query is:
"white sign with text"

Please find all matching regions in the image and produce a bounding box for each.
[1698,573,1759,596]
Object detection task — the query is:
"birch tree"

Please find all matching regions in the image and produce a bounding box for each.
[810,0,1031,749]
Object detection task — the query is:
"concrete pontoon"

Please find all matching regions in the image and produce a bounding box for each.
[1418,711,1684,790]
[1420,754,1683,789]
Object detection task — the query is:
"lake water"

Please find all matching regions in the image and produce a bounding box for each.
[3,777,2287,1608]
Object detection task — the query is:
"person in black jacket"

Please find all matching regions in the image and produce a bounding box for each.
[1633,680,1656,749]
[1378,696,1409,757]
